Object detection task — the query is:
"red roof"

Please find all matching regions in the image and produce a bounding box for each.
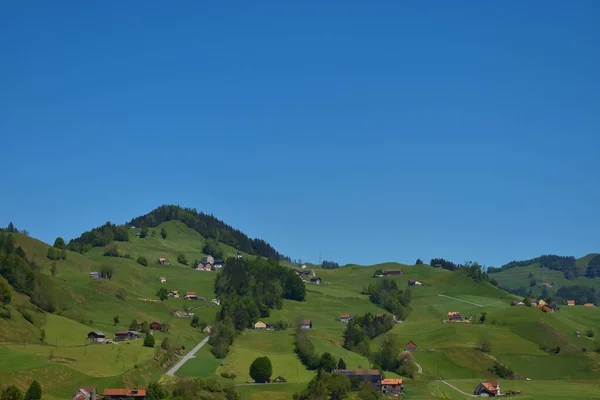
[186,292,197,296]
[103,389,147,397]
[568,300,575,305]
[341,314,350,319]
[405,341,418,349]
[299,319,311,325]
[481,380,499,393]
[381,378,403,385]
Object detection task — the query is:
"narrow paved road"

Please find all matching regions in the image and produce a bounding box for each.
[438,294,485,308]
[166,336,210,377]
[440,381,478,397]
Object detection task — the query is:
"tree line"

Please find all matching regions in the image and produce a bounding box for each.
[343,313,395,356]
[488,254,583,280]
[67,221,130,253]
[362,279,411,320]
[210,257,306,358]
[321,260,340,270]
[127,205,290,261]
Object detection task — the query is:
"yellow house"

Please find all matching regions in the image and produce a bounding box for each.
[253,320,267,330]
[537,299,547,307]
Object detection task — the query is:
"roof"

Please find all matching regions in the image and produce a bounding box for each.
[584,303,594,307]
[103,389,147,397]
[89,331,105,337]
[406,341,418,348]
[381,378,403,385]
[299,319,311,325]
[170,290,179,294]
[481,380,499,391]
[115,331,129,336]
[355,369,381,376]
[340,314,350,318]
[447,311,458,316]
[158,258,167,261]
[186,292,198,295]
[568,300,575,305]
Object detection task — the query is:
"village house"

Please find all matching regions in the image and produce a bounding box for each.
[447,312,464,321]
[150,321,166,331]
[158,258,170,265]
[380,378,403,396]
[408,279,423,286]
[385,269,404,276]
[115,331,142,341]
[540,304,554,313]
[568,300,576,306]
[537,299,547,307]
[202,255,215,265]
[474,380,500,397]
[158,277,166,284]
[213,260,224,270]
[310,277,322,285]
[253,320,268,330]
[168,290,179,298]
[89,272,100,279]
[71,386,100,400]
[87,331,106,343]
[405,341,418,351]
[185,292,199,300]
[196,262,212,271]
[575,330,581,337]
[340,314,351,323]
[299,319,312,329]
[333,369,382,389]
[102,389,146,400]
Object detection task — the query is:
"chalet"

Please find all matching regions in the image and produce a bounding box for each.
[408,279,422,286]
[158,277,166,284]
[87,331,106,343]
[447,312,464,321]
[90,272,100,279]
[168,290,179,298]
[201,263,212,271]
[102,389,146,399]
[405,341,418,351]
[184,292,198,300]
[340,314,351,323]
[213,260,224,270]
[158,258,170,265]
[71,386,100,400]
[584,303,596,307]
[202,255,215,265]
[299,319,312,329]
[310,277,322,285]
[380,378,403,396]
[150,321,165,331]
[253,320,268,330]
[575,330,581,337]
[385,269,404,276]
[115,331,142,340]
[568,300,576,306]
[474,380,500,397]
[541,304,554,313]
[333,369,381,389]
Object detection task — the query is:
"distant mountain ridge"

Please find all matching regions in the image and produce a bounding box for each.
[489,253,600,279]
[68,204,289,261]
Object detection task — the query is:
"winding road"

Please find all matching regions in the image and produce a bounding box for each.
[440,381,478,397]
[166,336,210,377]
[438,294,485,308]
[415,362,423,374]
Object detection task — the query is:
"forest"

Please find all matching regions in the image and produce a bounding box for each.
[362,279,411,320]
[343,313,395,356]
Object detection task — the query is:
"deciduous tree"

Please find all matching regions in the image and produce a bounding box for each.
[160,228,167,239]
[249,356,273,383]
[156,288,169,301]
[144,333,155,348]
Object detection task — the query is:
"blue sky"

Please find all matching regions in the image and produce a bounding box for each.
[1,1,599,267]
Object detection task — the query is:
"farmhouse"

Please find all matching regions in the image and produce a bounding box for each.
[158,277,166,284]
[253,320,268,330]
[310,277,322,284]
[87,331,106,343]
[541,304,554,313]
[474,380,500,397]
[333,369,382,389]
[340,314,351,323]
[405,341,418,351]
[202,255,215,265]
[150,321,166,331]
[299,319,312,329]
[213,260,224,270]
[185,292,198,300]
[575,330,581,337]
[103,389,146,399]
[385,269,404,275]
[168,290,179,298]
[89,272,100,279]
[568,300,576,306]
[408,279,422,286]
[158,258,170,265]
[115,331,142,340]
[537,299,547,307]
[447,312,464,321]
[380,378,403,396]
[71,386,99,400]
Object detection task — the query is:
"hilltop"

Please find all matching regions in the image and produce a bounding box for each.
[1,214,600,400]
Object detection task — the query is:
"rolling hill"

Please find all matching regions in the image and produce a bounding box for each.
[1,214,600,400]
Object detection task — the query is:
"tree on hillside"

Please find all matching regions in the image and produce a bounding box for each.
[24,380,42,400]
[47,247,59,260]
[1,385,23,400]
[144,333,155,348]
[140,227,149,238]
[137,256,148,266]
[479,312,487,324]
[319,352,337,372]
[145,382,166,400]
[50,261,57,276]
[190,315,200,328]
[53,237,66,249]
[0,280,12,306]
[100,265,114,280]
[113,315,119,326]
[7,222,16,233]
[202,239,224,259]
[415,259,424,265]
[156,288,169,301]
[338,358,346,370]
[161,337,171,350]
[160,228,167,239]
[177,254,188,265]
[249,356,273,383]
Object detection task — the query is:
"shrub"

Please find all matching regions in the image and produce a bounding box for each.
[137,256,148,266]
[586,329,595,338]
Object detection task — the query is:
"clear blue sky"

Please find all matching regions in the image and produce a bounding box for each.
[1,1,599,267]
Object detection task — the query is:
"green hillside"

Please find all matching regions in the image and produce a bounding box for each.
[2,222,600,400]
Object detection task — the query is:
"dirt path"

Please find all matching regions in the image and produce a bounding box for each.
[438,294,485,308]
[166,336,210,376]
[415,362,423,374]
[440,380,479,397]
